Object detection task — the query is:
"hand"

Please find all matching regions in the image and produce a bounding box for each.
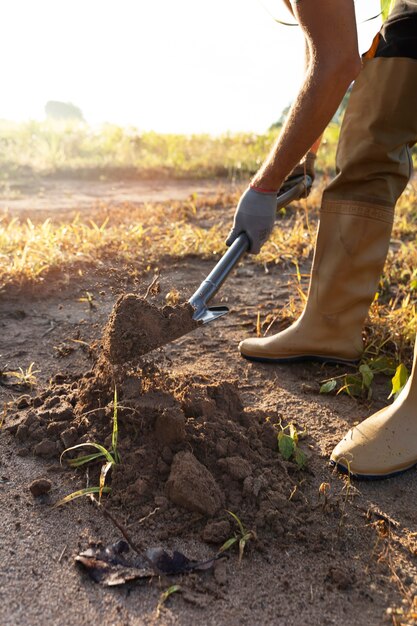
[226,187,277,254]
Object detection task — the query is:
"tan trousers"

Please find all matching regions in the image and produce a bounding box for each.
[323,56,417,214]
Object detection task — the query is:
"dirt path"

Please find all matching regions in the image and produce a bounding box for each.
[0,178,229,214]
[1,183,416,626]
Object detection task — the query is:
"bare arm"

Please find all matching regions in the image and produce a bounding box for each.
[252,0,361,191]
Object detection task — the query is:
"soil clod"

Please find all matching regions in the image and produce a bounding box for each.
[29,478,52,497]
[166,451,225,516]
[102,293,199,363]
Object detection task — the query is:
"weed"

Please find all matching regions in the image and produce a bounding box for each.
[78,291,96,310]
[218,511,256,563]
[277,422,307,469]
[56,387,120,506]
[0,362,39,389]
[155,585,181,619]
[320,353,409,402]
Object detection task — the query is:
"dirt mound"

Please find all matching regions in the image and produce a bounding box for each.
[10,354,311,544]
[102,294,199,363]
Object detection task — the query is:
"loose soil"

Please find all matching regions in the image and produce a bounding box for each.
[1,179,417,626]
[103,295,199,363]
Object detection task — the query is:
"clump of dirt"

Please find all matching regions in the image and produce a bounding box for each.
[102,294,200,364]
[10,354,313,545]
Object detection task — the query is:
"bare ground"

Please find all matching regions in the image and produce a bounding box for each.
[1,180,416,626]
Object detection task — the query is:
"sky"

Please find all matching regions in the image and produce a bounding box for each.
[0,0,382,134]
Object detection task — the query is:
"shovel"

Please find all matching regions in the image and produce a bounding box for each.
[104,175,312,363]
[189,175,312,323]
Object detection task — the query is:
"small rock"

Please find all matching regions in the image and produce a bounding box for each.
[202,520,231,544]
[166,451,224,516]
[29,478,52,497]
[34,439,58,458]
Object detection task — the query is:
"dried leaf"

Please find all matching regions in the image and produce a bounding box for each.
[75,540,221,586]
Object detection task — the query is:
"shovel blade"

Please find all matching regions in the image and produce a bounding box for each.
[192,305,229,324]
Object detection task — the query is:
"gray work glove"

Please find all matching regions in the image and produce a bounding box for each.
[226,187,277,254]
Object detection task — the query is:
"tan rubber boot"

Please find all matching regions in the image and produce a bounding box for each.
[239,204,394,364]
[240,57,417,365]
[331,339,417,478]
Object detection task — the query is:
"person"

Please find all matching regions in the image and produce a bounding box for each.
[226,0,417,479]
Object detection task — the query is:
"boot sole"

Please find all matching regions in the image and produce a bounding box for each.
[329,458,417,480]
[240,353,360,367]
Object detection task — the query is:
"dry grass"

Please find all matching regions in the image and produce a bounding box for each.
[1,176,417,366]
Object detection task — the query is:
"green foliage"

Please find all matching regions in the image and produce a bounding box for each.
[219,511,255,563]
[54,486,111,507]
[155,585,181,618]
[388,363,409,400]
[380,0,395,21]
[0,119,340,182]
[277,423,307,469]
[56,387,120,506]
[320,379,337,394]
[320,356,398,401]
[0,362,39,389]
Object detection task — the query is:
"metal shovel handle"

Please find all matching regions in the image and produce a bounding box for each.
[188,232,249,320]
[189,175,312,321]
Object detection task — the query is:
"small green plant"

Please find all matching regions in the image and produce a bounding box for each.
[277,422,307,469]
[218,511,255,563]
[320,355,397,400]
[155,585,181,618]
[1,362,39,389]
[78,290,96,310]
[56,387,120,506]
